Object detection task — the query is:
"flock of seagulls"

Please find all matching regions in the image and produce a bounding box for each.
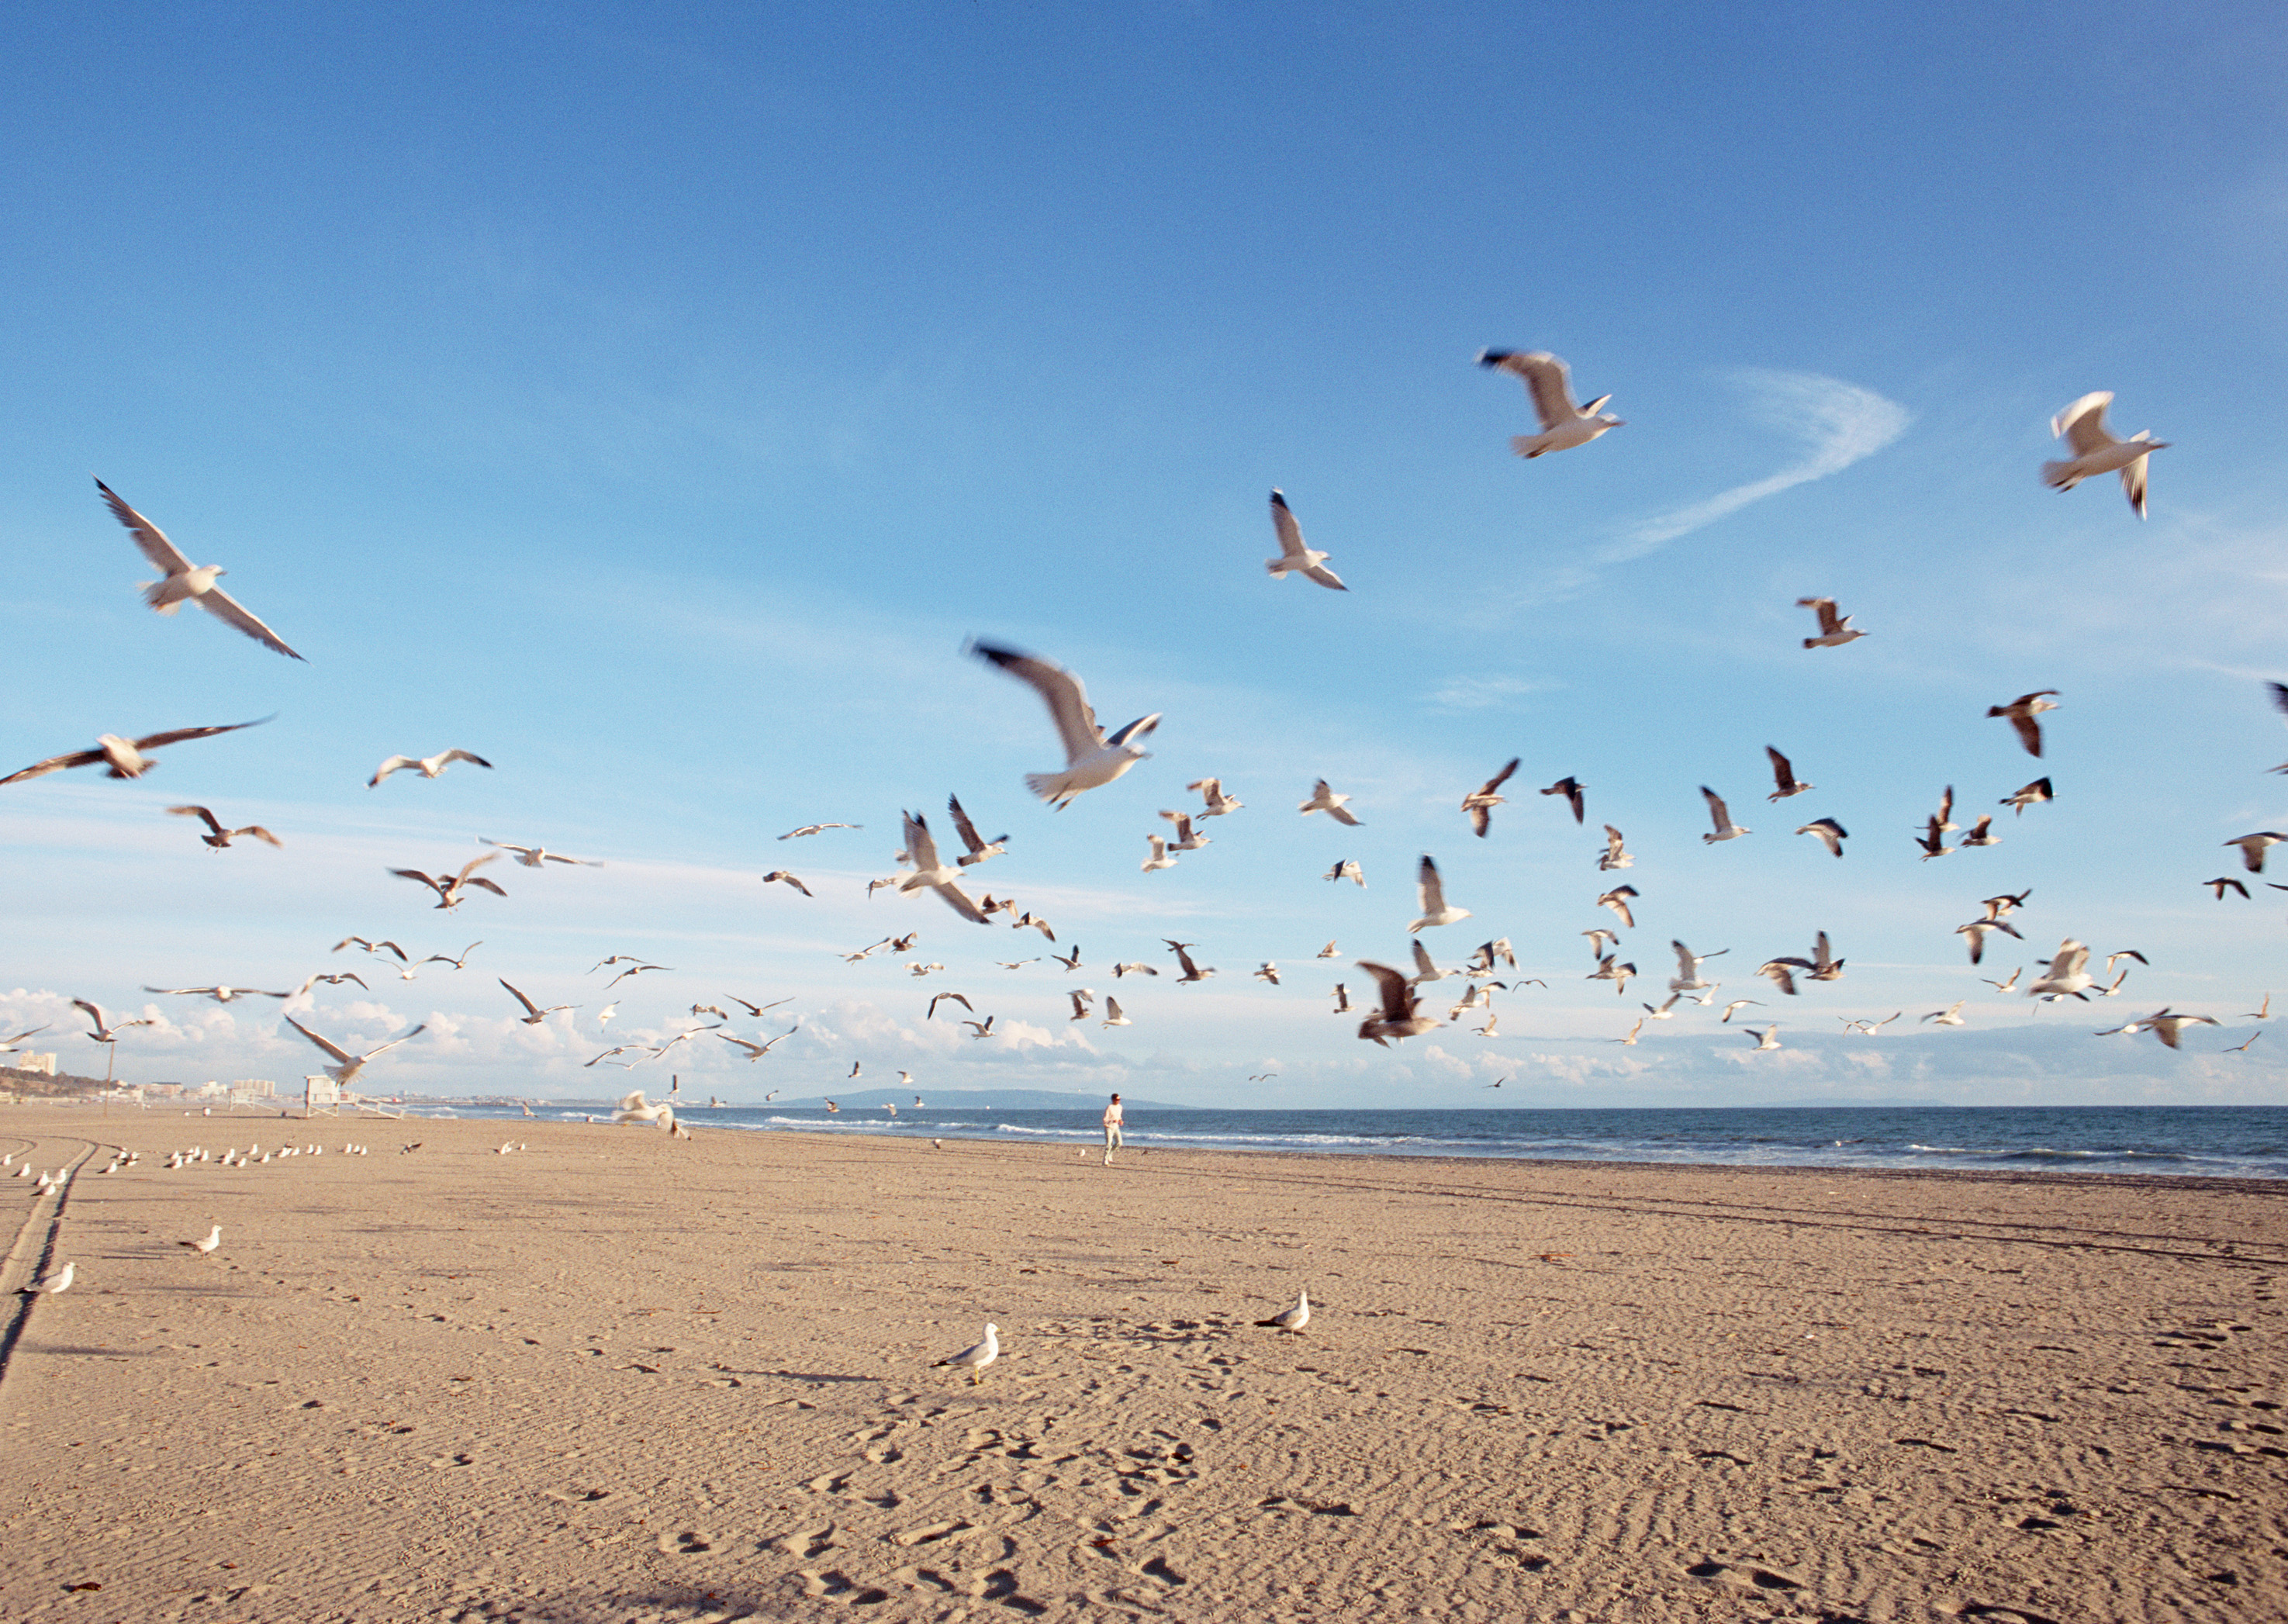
[2,360,2252,1125]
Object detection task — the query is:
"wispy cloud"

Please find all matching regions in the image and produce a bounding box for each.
[1604,370,1912,562]
[1424,674,1559,712]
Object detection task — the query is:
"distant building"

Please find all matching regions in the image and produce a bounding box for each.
[229,1078,278,1105]
[8,1053,58,1076]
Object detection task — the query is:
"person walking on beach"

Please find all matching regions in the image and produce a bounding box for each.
[1101,1093,1124,1163]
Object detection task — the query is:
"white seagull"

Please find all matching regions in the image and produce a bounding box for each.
[282,1014,427,1085]
[1298,779,1362,824]
[1700,786,1750,843]
[945,796,1008,867]
[499,980,575,1025]
[1797,597,1868,648]
[1323,859,1365,886]
[971,644,1160,807]
[1265,490,1346,590]
[27,1261,74,1296]
[1477,350,1623,458]
[95,479,304,658]
[1988,692,2060,758]
[1100,997,1131,1028]
[933,1322,999,1384]
[71,1000,153,1044]
[1922,1002,1967,1027]
[483,840,600,869]
[369,749,493,787]
[2027,940,2097,1001]
[2,718,271,787]
[1356,962,1439,1046]
[1462,758,1519,838]
[1744,1025,1783,1052]
[896,812,990,923]
[2041,392,2167,518]
[1408,855,1471,930]
[1796,817,1847,858]
[168,804,282,849]
[1160,809,1211,851]
[180,1224,223,1255]
[1255,1291,1311,1332]
[1764,746,1813,800]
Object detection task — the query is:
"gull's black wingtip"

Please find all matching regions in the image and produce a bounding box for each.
[1476,348,1512,368]
[968,639,1026,669]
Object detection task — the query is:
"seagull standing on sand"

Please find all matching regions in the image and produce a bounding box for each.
[368,749,493,787]
[2,718,271,787]
[1988,692,2060,758]
[181,1225,222,1255]
[1408,855,1471,930]
[1264,490,1346,590]
[1255,1291,1310,1331]
[2041,392,2168,518]
[1700,787,1751,843]
[1477,350,1623,458]
[933,1322,999,1384]
[95,479,305,658]
[1298,779,1362,824]
[27,1261,74,1296]
[1796,598,1868,648]
[1462,758,1519,838]
[970,644,1161,807]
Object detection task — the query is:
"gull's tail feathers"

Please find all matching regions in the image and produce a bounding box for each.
[1024,772,1074,807]
[2039,459,2082,491]
[1509,434,1549,459]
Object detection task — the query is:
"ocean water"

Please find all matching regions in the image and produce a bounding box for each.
[410,1102,2288,1180]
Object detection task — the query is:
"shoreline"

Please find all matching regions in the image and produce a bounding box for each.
[2,1106,2281,1621]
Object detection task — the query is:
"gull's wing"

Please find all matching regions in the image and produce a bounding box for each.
[1813,931,1834,970]
[717,1034,764,1058]
[2050,940,2089,978]
[439,750,493,770]
[1105,997,1124,1020]
[131,717,272,755]
[2007,711,2044,755]
[370,756,420,786]
[1416,855,1448,914]
[1671,941,1698,979]
[1411,939,1436,980]
[1269,490,1309,560]
[454,852,503,885]
[233,824,284,846]
[389,868,443,893]
[485,840,537,859]
[0,745,107,785]
[2052,392,2119,458]
[142,986,212,997]
[499,979,542,1018]
[972,644,1104,763]
[283,1014,357,1066]
[1357,961,1414,1020]
[168,804,225,835]
[95,479,194,575]
[1481,351,1580,430]
[929,879,989,924]
[1795,597,1844,635]
[1764,745,1793,790]
[904,812,944,872]
[2120,451,2149,518]
[1478,758,1520,797]
[1701,786,1732,833]
[195,586,304,661]
[946,794,988,855]
[70,999,106,1028]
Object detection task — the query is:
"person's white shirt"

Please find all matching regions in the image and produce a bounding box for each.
[1102,1099,1124,1127]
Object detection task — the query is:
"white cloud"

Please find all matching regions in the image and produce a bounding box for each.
[1424,675,1560,712]
[1606,370,1912,561]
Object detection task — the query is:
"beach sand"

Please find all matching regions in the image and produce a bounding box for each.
[1,1104,2281,1622]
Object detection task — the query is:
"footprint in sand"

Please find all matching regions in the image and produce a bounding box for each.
[1685,1560,1802,1592]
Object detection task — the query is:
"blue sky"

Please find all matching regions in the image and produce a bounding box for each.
[5,3,2287,1106]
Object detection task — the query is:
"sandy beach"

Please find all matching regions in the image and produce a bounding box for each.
[1,1104,2281,1623]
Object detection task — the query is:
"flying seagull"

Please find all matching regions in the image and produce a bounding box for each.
[2041,391,2167,518]
[2027,940,2096,1000]
[719,1026,797,1061]
[2001,778,2054,816]
[945,795,1008,866]
[758,869,814,897]
[1956,917,2024,965]
[2,717,271,787]
[1298,779,1362,824]
[1796,597,1868,649]
[369,749,493,787]
[779,823,861,839]
[1476,350,1623,458]
[896,812,991,922]
[1598,825,1633,871]
[1323,859,1365,886]
[959,1016,997,1040]
[142,983,292,1004]
[1597,886,1639,928]
[482,840,600,869]
[1795,817,1847,858]
[95,479,304,659]
[1700,786,1750,843]
[71,1000,154,1043]
[1540,776,1586,824]
[1744,1025,1783,1052]
[604,962,671,989]
[1159,809,1211,851]
[970,643,1160,807]
[389,853,506,910]
[928,992,973,1021]
[167,804,281,849]
[283,1014,426,1085]
[1356,962,1440,1047]
[1668,940,1730,992]
[1408,855,1471,930]
[1100,997,1130,1028]
[1265,489,1346,590]
[1165,939,1215,983]
[2224,833,2288,874]
[1188,777,1244,817]
[1764,746,1813,801]
[1922,1001,1968,1027]
[1988,692,2060,758]
[499,980,575,1025]
[1461,758,1519,838]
